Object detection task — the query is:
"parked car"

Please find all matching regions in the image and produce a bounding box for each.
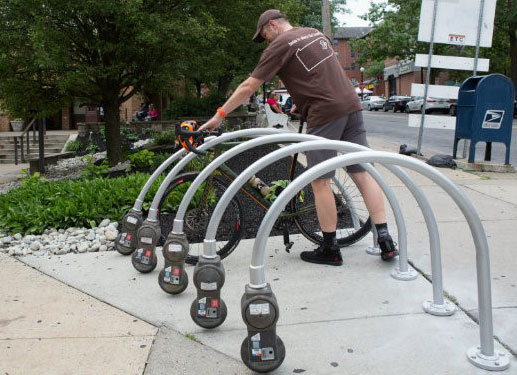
[383,96,411,112]
[361,96,386,111]
[405,96,451,114]
[449,99,516,117]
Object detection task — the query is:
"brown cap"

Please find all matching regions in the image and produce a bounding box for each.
[252,9,286,43]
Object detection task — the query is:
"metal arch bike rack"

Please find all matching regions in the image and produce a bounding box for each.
[201,135,421,277]
[129,128,289,274]
[249,147,509,372]
[173,133,418,329]
[204,137,453,314]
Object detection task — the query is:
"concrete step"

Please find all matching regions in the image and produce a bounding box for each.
[0,149,64,158]
[0,143,65,150]
[0,139,69,146]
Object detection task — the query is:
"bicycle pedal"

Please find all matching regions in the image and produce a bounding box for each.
[284,242,294,253]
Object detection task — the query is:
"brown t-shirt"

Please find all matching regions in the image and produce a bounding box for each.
[251,27,361,128]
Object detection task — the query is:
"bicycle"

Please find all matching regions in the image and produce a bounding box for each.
[156,120,371,266]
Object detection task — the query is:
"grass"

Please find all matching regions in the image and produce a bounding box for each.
[185,333,202,344]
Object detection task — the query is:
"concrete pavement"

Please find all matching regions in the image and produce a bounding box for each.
[1,134,517,374]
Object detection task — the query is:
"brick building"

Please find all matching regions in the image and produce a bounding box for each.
[332,27,372,87]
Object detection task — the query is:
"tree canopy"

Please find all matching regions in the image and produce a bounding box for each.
[0,0,351,165]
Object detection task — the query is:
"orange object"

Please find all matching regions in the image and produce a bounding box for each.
[216,107,227,118]
[179,120,199,152]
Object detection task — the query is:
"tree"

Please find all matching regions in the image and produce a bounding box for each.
[0,0,217,165]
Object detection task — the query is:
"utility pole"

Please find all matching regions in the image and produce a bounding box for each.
[322,0,332,39]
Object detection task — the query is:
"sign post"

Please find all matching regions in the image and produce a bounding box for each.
[414,0,496,155]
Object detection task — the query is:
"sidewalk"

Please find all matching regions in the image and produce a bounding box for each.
[1,134,517,374]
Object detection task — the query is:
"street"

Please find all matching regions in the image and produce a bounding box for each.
[362,111,517,167]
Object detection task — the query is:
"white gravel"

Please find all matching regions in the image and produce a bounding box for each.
[0,220,122,257]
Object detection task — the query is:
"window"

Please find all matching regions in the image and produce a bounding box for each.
[351,63,356,70]
[332,38,338,46]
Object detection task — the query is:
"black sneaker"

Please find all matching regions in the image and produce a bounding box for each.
[378,233,398,261]
[300,246,343,266]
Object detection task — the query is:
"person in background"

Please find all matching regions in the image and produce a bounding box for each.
[266,91,283,113]
[136,102,148,121]
[148,104,158,121]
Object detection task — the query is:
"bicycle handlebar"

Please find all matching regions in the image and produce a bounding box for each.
[175,122,223,155]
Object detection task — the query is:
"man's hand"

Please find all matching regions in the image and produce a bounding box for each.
[199,114,223,131]
[290,104,300,117]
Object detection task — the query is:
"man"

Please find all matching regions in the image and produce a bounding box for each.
[200,9,398,266]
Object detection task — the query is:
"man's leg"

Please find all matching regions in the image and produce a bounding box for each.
[299,178,343,266]
[351,171,398,260]
[311,178,336,232]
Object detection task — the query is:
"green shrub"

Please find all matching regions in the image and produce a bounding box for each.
[152,130,175,145]
[152,152,172,170]
[0,172,214,235]
[65,139,82,152]
[141,127,154,137]
[82,156,109,178]
[129,149,155,168]
[265,180,304,203]
[85,141,100,154]
[163,94,226,119]
[121,126,139,142]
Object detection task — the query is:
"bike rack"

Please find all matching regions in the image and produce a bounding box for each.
[203,136,453,314]
[248,146,509,372]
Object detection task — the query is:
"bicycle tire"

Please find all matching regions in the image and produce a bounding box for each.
[157,172,244,265]
[292,168,371,247]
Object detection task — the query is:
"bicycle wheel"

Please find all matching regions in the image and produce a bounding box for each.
[158,172,244,265]
[292,167,371,247]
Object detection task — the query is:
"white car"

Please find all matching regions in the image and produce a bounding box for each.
[361,96,386,111]
[405,96,451,113]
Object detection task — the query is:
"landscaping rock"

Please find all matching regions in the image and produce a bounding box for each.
[99,219,110,228]
[105,229,118,241]
[1,236,13,245]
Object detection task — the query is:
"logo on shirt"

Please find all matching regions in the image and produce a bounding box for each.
[296,37,335,72]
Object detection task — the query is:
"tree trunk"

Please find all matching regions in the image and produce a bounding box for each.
[103,98,122,166]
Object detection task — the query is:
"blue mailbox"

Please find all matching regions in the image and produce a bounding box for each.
[453,74,514,164]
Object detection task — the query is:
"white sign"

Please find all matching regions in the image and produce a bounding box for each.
[408,114,456,130]
[415,54,490,72]
[418,0,496,47]
[411,83,460,100]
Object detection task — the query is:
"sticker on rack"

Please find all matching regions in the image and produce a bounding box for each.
[261,347,275,361]
[127,216,138,224]
[168,243,183,252]
[249,303,270,315]
[141,237,153,245]
[200,282,217,291]
[198,297,207,304]
[251,333,261,342]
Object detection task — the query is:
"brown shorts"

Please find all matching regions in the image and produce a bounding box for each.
[306,111,369,178]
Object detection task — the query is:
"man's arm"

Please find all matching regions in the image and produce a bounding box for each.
[199,77,264,131]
